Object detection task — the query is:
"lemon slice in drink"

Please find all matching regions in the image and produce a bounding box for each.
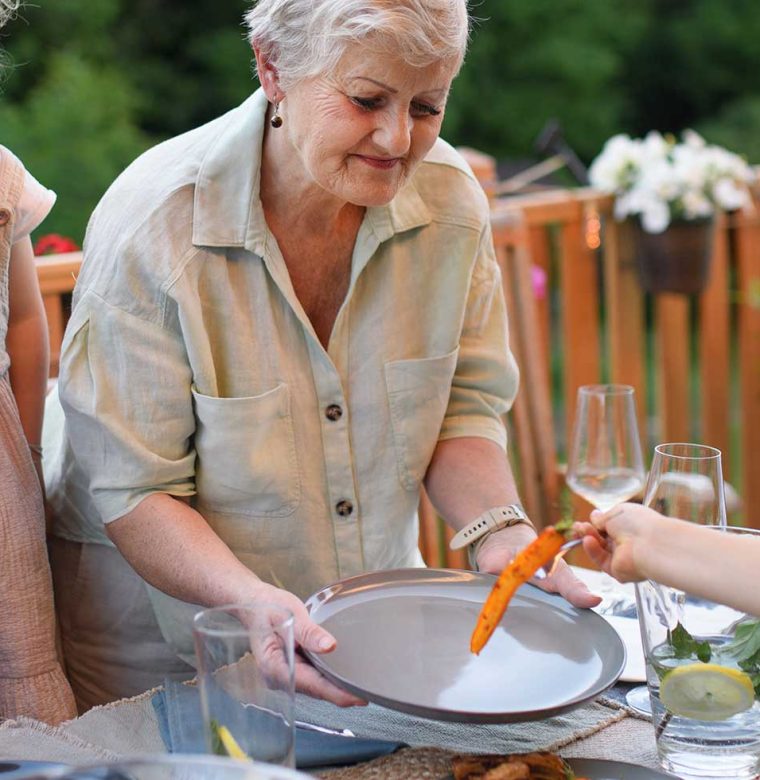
[217,725,251,761]
[660,663,755,721]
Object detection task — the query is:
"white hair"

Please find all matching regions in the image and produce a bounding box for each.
[244,0,470,91]
[0,0,19,29]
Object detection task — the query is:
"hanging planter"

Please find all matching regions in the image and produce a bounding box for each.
[629,217,714,295]
[588,129,754,295]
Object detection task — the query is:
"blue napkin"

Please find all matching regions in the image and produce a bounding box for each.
[151,682,405,769]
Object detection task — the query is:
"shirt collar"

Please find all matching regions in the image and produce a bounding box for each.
[192,90,269,253]
[192,88,431,252]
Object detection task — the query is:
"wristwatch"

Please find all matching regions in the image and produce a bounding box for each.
[449,505,534,553]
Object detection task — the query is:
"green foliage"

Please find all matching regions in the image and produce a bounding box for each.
[620,0,760,139]
[444,0,649,160]
[109,0,253,137]
[0,52,150,243]
[696,96,760,164]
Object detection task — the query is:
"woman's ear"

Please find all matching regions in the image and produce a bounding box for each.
[253,44,282,104]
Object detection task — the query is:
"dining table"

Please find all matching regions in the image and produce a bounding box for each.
[0,568,665,779]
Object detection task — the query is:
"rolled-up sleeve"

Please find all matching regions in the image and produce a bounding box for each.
[438,224,519,450]
[59,289,197,524]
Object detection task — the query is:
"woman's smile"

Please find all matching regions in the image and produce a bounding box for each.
[353,154,401,170]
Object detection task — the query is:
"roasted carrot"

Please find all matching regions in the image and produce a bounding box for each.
[470,519,573,655]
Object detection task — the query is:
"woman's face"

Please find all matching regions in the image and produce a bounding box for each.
[277,43,458,207]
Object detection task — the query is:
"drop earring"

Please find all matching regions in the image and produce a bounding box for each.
[270,101,283,128]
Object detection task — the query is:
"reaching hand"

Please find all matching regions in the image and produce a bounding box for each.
[574,502,655,582]
[249,581,367,707]
[475,524,601,609]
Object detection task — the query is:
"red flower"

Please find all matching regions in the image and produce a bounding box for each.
[33,234,80,256]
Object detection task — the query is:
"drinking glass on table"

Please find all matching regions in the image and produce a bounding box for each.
[193,604,295,767]
[566,384,646,512]
[637,524,760,779]
[627,442,729,716]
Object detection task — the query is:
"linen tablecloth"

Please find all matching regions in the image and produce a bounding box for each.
[0,684,657,778]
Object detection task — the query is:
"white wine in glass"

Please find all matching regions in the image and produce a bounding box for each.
[566,385,646,512]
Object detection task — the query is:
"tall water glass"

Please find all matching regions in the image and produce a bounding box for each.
[566,384,646,512]
[637,526,760,779]
[193,604,295,767]
[627,443,729,716]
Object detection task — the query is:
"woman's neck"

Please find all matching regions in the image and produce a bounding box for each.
[259,122,362,236]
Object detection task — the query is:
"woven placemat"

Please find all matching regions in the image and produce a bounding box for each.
[315,746,455,780]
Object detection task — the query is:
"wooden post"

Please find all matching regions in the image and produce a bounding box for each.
[736,212,760,529]
[605,219,648,452]
[699,214,731,471]
[655,293,692,443]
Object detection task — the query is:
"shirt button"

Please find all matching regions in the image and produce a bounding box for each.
[336,500,354,517]
[0,208,11,226]
[325,404,343,421]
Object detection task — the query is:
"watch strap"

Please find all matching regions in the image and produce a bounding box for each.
[449,505,532,551]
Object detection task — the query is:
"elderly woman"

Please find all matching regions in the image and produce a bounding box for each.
[46,0,599,711]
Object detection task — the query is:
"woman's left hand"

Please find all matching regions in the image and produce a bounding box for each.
[475,524,602,608]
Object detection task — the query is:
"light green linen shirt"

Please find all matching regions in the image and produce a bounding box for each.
[45,89,518,656]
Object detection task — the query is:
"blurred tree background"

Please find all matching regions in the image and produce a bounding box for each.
[2,0,760,243]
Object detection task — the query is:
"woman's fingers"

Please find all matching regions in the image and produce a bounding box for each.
[582,535,613,573]
[296,617,337,653]
[532,557,602,608]
[572,520,605,546]
[294,653,367,707]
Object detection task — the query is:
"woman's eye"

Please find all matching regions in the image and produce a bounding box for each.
[411,101,442,117]
[351,96,381,110]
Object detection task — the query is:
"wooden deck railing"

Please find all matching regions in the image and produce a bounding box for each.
[487,189,760,529]
[35,186,760,571]
[35,251,81,378]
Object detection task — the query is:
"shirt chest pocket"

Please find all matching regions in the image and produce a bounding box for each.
[384,347,460,492]
[191,383,300,516]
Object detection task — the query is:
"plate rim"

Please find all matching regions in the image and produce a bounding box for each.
[305,567,626,723]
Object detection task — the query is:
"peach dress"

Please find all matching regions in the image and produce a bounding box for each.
[0,145,77,723]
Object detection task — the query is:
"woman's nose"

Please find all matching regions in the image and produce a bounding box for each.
[373,109,412,156]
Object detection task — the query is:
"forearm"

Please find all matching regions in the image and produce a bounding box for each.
[424,436,522,528]
[636,517,760,616]
[7,307,49,446]
[7,237,49,445]
[106,493,264,607]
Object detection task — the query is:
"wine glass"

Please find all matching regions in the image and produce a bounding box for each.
[564,385,646,611]
[566,384,646,512]
[625,442,728,716]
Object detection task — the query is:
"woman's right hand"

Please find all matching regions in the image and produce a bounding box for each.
[574,502,660,582]
[249,580,367,708]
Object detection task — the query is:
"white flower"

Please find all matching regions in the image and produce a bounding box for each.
[714,177,751,210]
[589,130,756,232]
[640,201,671,233]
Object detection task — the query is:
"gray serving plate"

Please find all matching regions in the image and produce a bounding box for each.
[305,568,626,723]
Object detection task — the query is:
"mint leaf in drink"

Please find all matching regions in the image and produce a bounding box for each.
[696,642,712,663]
[727,620,760,698]
[669,622,712,662]
[726,620,760,664]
